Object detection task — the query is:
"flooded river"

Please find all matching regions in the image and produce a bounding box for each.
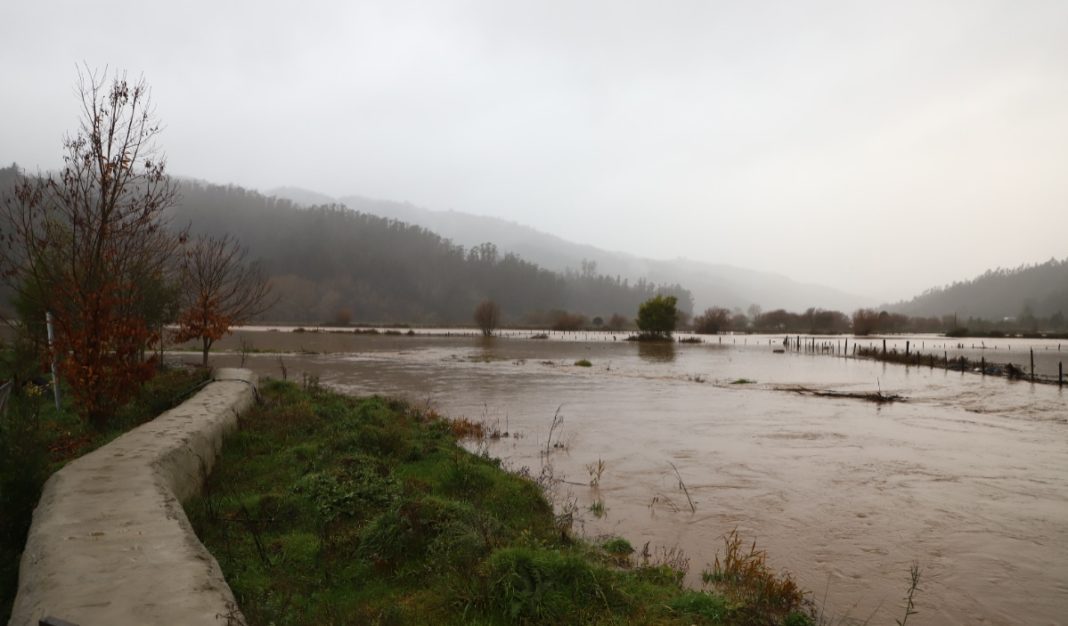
[198,329,1067,625]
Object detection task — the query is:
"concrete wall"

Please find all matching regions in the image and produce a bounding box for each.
[8,368,257,626]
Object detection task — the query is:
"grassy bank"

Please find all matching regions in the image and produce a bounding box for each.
[186,381,812,625]
[0,364,213,622]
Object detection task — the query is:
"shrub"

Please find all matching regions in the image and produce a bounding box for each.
[703,529,805,616]
[667,590,728,621]
[693,307,731,334]
[482,547,622,623]
[602,537,633,556]
[358,496,489,575]
[550,310,587,331]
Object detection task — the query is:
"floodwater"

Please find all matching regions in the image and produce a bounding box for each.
[199,329,1068,625]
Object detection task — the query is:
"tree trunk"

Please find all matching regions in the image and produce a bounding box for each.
[201,337,211,367]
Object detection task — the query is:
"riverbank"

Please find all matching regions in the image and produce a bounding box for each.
[185,380,813,625]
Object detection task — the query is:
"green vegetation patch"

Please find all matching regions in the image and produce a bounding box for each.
[574,359,593,367]
[189,382,810,625]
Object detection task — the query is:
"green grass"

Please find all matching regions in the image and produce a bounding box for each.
[602,537,634,556]
[574,359,593,367]
[187,382,810,625]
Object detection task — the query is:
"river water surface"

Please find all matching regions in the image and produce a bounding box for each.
[201,329,1067,625]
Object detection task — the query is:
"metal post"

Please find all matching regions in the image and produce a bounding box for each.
[45,311,61,411]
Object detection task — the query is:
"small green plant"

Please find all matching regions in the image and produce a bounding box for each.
[667,590,728,620]
[731,378,756,385]
[784,609,816,626]
[588,499,606,518]
[573,359,592,367]
[601,537,633,556]
[483,547,619,623]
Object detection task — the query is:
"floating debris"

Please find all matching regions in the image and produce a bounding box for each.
[774,385,906,404]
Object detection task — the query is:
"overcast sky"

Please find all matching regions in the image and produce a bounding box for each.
[2,0,1066,301]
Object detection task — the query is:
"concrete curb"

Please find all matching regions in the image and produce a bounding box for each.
[8,368,257,626]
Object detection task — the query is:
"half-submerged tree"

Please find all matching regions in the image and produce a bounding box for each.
[636,295,677,340]
[176,234,272,366]
[0,68,180,428]
[473,299,500,337]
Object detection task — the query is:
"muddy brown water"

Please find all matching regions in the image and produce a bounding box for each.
[194,329,1067,625]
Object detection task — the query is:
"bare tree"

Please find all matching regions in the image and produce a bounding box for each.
[176,234,272,366]
[693,307,731,334]
[473,299,500,337]
[0,67,180,428]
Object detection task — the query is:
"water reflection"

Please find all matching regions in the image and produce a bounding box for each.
[475,335,498,359]
[637,340,676,363]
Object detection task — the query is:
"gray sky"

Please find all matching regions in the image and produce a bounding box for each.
[2,0,1066,301]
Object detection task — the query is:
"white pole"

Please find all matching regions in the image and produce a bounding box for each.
[45,311,61,411]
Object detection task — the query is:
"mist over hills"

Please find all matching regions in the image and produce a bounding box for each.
[886,258,1068,320]
[268,187,874,313]
[165,179,692,324]
[5,163,1062,326]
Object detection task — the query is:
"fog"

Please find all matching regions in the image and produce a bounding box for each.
[2,0,1066,301]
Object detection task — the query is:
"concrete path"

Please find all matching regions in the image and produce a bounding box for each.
[8,368,257,626]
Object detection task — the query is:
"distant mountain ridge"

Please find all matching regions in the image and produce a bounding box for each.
[165,180,691,324]
[886,258,1068,319]
[268,186,874,313]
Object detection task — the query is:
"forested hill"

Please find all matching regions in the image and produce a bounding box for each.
[168,179,692,324]
[888,258,1068,319]
[267,188,872,312]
